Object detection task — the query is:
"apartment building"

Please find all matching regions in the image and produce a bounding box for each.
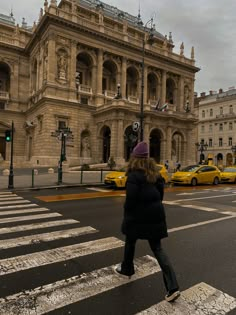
[195,88,236,167]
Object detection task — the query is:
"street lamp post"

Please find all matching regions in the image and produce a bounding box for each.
[195,141,208,164]
[8,121,14,189]
[231,145,236,165]
[140,18,154,141]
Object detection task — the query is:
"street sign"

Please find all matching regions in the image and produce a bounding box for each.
[132,121,140,132]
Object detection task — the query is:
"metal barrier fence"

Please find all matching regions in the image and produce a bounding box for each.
[0,169,111,190]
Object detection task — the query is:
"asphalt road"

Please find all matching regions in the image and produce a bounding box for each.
[0,185,235,314]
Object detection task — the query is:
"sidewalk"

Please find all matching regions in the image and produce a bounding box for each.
[0,170,109,191]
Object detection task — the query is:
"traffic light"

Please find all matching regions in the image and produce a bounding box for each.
[5,130,11,142]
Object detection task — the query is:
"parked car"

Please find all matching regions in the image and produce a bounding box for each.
[220,166,236,183]
[171,164,221,186]
[104,164,168,188]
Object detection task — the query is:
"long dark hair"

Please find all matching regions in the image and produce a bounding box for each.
[126,157,161,183]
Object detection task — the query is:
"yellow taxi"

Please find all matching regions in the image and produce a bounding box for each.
[171,164,221,186]
[104,164,169,188]
[220,166,236,183]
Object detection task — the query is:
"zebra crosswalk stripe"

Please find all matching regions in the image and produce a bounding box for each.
[0,192,13,195]
[136,282,236,314]
[0,226,97,249]
[0,212,62,224]
[0,218,79,235]
[0,207,49,216]
[0,199,30,205]
[0,194,20,199]
[0,237,124,276]
[0,255,160,315]
[0,203,39,210]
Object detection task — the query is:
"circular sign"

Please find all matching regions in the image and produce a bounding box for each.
[132,121,140,132]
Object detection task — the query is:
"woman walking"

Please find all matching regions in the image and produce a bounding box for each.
[115,141,180,302]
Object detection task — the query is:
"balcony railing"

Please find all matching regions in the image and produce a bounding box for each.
[104,90,116,98]
[77,84,92,94]
[0,91,9,100]
[128,96,139,103]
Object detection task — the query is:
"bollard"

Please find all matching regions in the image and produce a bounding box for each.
[32,169,34,188]
[80,170,83,184]
[100,169,103,182]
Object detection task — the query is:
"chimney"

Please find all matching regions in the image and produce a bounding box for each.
[200,92,206,97]
[219,88,223,94]
[209,90,213,95]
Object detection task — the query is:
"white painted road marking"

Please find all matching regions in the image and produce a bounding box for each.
[0,255,160,315]
[0,237,124,275]
[0,212,62,224]
[0,218,79,235]
[0,195,21,199]
[0,199,30,205]
[136,282,236,314]
[87,187,112,192]
[168,215,236,233]
[0,207,49,217]
[0,203,39,210]
[174,193,236,203]
[180,205,217,212]
[0,192,13,195]
[0,226,97,249]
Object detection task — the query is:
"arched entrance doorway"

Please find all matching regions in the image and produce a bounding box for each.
[150,129,162,162]
[124,126,138,161]
[101,126,111,163]
[216,153,223,167]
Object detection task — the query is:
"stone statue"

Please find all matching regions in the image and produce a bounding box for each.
[163,35,168,49]
[58,52,67,80]
[184,86,189,104]
[180,42,184,56]
[81,136,91,158]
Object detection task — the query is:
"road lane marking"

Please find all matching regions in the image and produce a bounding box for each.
[176,191,209,196]
[0,219,79,235]
[0,207,49,217]
[0,203,39,210]
[87,187,112,192]
[0,194,20,199]
[0,237,124,276]
[174,193,235,203]
[0,200,30,205]
[180,205,217,212]
[0,213,62,224]
[136,282,236,314]
[0,226,97,249]
[168,215,236,233]
[0,192,13,195]
[0,255,160,314]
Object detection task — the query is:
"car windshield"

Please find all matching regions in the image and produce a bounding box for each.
[223,167,236,172]
[181,165,199,172]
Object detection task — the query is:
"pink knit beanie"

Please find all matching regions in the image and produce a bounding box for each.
[132,141,149,158]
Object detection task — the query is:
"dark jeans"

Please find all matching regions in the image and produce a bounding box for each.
[121,236,179,292]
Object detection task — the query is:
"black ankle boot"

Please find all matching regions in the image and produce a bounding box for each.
[114,264,135,278]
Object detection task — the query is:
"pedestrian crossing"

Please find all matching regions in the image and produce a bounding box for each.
[0,191,235,315]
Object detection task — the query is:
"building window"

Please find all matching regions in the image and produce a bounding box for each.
[219,123,223,131]
[219,138,223,147]
[228,137,232,146]
[220,107,223,115]
[201,125,205,133]
[229,105,233,114]
[209,124,212,132]
[202,110,205,118]
[229,122,233,130]
[58,120,67,130]
[210,108,213,117]
[209,138,212,147]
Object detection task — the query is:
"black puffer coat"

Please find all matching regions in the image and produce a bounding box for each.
[121,170,168,240]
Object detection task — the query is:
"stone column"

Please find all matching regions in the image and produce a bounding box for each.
[69,40,77,89]
[189,79,195,111]
[121,57,127,98]
[161,70,166,105]
[144,123,150,144]
[143,65,148,105]
[91,65,97,94]
[116,119,125,164]
[10,63,19,100]
[96,49,103,95]
[47,34,56,83]
[166,126,172,162]
[178,76,184,111]
[110,120,118,158]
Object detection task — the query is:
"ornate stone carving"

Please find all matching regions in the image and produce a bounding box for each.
[57,50,68,81]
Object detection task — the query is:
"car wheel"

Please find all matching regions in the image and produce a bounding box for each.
[213,177,219,185]
[191,178,197,186]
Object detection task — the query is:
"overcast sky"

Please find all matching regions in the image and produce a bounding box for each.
[1,0,236,95]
